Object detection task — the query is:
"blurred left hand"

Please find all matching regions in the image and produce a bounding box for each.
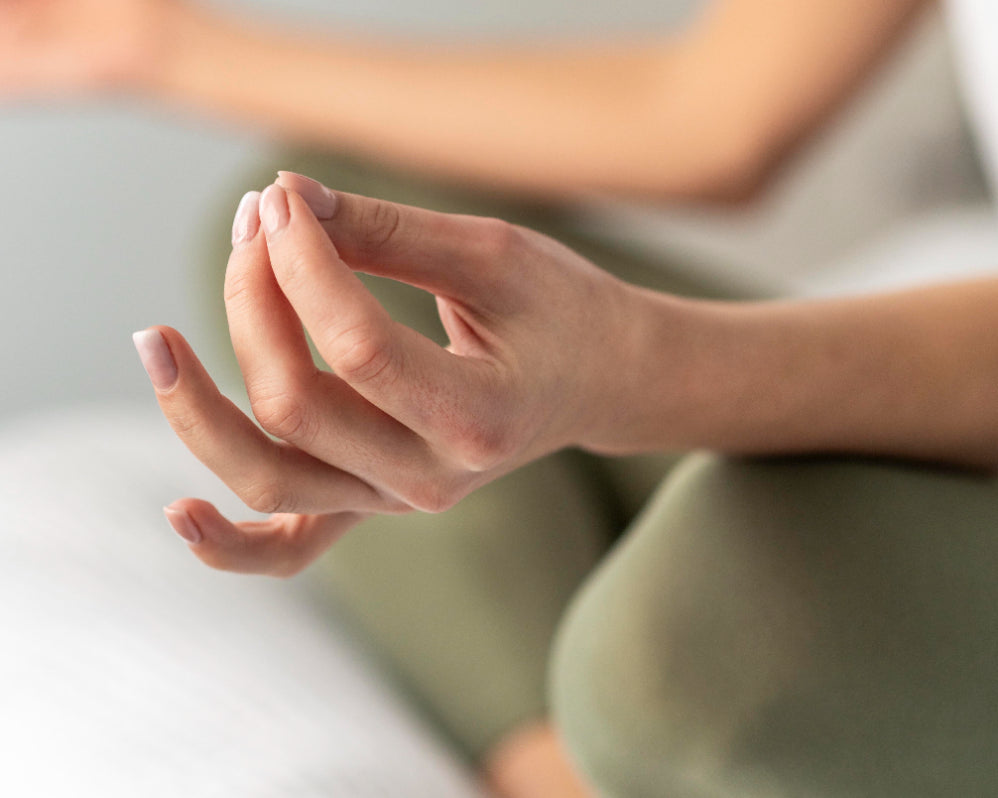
[0,0,172,96]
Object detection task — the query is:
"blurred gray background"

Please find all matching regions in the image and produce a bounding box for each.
[0,0,700,423]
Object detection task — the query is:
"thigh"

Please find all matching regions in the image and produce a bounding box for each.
[309,450,617,762]
[552,453,998,798]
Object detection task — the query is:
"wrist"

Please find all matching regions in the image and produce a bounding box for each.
[577,285,778,457]
[576,284,706,456]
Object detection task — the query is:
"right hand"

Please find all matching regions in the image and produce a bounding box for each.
[0,0,176,96]
[137,175,649,576]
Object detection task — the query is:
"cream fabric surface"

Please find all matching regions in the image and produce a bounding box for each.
[0,408,486,798]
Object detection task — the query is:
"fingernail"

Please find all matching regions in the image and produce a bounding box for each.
[132,329,178,391]
[232,190,262,246]
[164,506,203,545]
[260,184,290,234]
[276,171,337,219]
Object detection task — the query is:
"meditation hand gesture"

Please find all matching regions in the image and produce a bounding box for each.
[134,174,641,576]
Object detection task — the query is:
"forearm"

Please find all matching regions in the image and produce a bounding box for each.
[148,6,761,200]
[146,0,925,201]
[602,280,998,469]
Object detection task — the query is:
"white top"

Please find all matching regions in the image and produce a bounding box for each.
[947,0,998,198]
[265,1,995,296]
[0,408,486,798]
[571,7,993,296]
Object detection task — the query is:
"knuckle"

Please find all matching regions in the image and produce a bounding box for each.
[167,407,208,441]
[475,217,526,259]
[442,403,517,472]
[250,389,310,442]
[360,199,404,254]
[449,424,513,472]
[274,244,314,293]
[371,486,416,516]
[222,266,254,308]
[241,476,296,515]
[328,322,395,385]
[400,478,463,515]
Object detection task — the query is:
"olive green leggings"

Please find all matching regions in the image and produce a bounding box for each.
[201,154,998,797]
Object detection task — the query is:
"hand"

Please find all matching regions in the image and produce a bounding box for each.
[134,174,640,576]
[0,0,174,96]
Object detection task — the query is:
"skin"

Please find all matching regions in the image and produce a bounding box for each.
[0,0,927,199]
[2,0,940,794]
[483,721,594,798]
[146,177,998,572]
[142,178,998,798]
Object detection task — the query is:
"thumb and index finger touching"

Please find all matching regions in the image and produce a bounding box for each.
[259,176,505,458]
[133,175,517,568]
[276,170,515,309]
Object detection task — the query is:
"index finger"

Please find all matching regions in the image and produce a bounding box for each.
[276,170,516,308]
[259,186,507,471]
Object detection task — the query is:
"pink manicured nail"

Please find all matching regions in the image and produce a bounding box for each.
[232,190,262,246]
[163,506,203,545]
[132,329,178,391]
[276,171,337,219]
[260,184,290,234]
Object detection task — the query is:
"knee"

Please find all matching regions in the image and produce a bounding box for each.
[550,453,998,797]
[549,455,816,798]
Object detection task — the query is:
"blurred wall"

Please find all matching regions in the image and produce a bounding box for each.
[0,108,257,421]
